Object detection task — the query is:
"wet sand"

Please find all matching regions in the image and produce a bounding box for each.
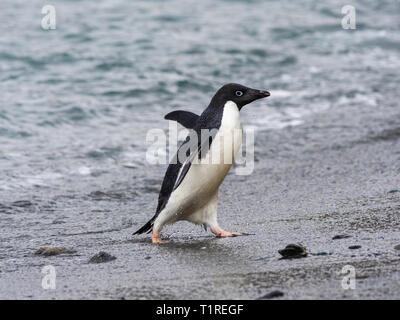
[1,88,399,300]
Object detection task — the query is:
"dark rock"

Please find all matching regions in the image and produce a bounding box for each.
[278,243,307,259]
[349,245,361,250]
[35,246,76,256]
[394,244,400,250]
[388,189,399,194]
[314,252,329,256]
[89,251,116,263]
[332,234,352,240]
[257,290,284,300]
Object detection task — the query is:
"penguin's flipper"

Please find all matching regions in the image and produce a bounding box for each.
[164,110,199,129]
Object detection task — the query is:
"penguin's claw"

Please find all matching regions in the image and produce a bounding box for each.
[231,232,245,237]
[211,227,247,238]
[234,232,253,236]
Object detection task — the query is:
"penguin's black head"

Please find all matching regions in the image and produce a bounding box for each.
[211,83,270,110]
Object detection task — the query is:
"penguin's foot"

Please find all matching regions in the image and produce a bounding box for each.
[152,236,165,244]
[151,230,166,244]
[211,227,244,238]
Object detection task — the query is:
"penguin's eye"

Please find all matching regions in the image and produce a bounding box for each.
[235,91,243,97]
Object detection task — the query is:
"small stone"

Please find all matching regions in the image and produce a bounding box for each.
[349,245,361,250]
[394,244,400,250]
[257,290,284,300]
[315,252,329,256]
[332,234,352,240]
[35,246,76,256]
[278,243,307,259]
[388,189,399,194]
[89,251,116,263]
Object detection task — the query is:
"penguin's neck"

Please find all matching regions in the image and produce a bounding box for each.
[220,100,241,129]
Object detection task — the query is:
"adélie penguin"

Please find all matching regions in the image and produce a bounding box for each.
[134,83,270,243]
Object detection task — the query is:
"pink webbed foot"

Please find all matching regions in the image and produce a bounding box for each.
[151,229,167,244]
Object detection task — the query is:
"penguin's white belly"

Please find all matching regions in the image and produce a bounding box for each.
[157,101,242,227]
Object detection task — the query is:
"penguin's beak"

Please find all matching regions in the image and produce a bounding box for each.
[257,90,270,98]
[240,87,270,109]
[250,89,270,100]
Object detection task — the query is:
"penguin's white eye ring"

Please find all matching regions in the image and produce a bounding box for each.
[235,91,243,97]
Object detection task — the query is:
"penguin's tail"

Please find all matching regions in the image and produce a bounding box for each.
[133,216,155,235]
